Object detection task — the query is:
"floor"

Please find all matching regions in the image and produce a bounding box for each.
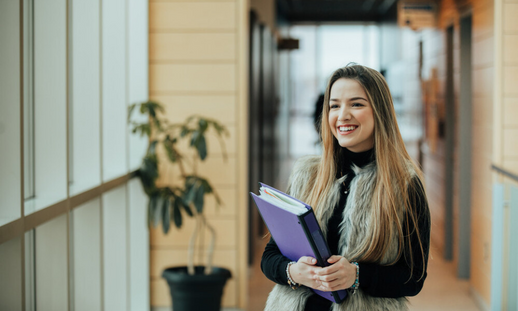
[246,238,483,311]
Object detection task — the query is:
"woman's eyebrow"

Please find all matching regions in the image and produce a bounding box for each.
[349,96,368,102]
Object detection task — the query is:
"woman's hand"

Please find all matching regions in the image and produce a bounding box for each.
[314,255,357,292]
[289,256,324,289]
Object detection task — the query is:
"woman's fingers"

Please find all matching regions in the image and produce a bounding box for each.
[298,256,317,265]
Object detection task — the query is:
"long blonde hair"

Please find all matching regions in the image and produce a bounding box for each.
[307,64,427,279]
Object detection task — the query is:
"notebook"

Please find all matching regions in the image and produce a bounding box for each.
[250,182,347,303]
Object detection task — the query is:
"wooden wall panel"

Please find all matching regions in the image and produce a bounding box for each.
[157,95,236,122]
[473,36,494,68]
[473,66,494,97]
[503,4,518,32]
[503,66,518,95]
[503,129,518,156]
[151,218,237,248]
[503,35,518,63]
[149,64,236,93]
[150,33,236,61]
[149,2,236,31]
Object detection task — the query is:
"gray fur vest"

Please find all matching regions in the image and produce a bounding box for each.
[264,156,409,311]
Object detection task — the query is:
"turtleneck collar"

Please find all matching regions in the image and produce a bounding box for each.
[338,147,375,174]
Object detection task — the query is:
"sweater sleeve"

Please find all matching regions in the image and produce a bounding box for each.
[358,178,431,298]
[261,237,291,285]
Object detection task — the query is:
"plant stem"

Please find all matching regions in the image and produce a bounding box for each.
[187,214,200,275]
[203,214,216,275]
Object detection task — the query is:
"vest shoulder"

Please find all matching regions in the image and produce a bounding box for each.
[286,155,321,198]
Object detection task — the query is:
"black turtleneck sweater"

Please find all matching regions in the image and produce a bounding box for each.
[260,148,430,311]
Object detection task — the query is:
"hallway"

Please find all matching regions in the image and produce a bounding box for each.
[248,238,481,311]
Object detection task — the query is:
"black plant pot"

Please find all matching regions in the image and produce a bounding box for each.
[162,266,232,311]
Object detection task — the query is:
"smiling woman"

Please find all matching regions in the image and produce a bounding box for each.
[261,64,431,311]
[328,78,375,153]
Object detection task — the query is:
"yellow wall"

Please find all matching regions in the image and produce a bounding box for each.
[496,0,518,173]
[148,0,249,309]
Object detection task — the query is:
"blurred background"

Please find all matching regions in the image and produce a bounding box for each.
[1,0,517,310]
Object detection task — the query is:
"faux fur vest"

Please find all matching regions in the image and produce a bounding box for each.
[264,156,410,311]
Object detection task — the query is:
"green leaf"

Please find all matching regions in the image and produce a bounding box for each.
[140,154,158,182]
[148,140,158,155]
[153,196,162,227]
[198,118,208,132]
[163,139,177,163]
[180,126,189,137]
[181,199,193,217]
[193,185,205,213]
[196,135,207,160]
[190,130,199,147]
[147,196,159,228]
[161,196,171,234]
[128,103,136,122]
[172,199,182,228]
[184,178,198,204]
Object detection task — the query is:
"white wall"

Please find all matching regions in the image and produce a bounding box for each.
[36,215,69,311]
[103,185,128,311]
[0,0,22,225]
[102,0,128,182]
[33,0,68,212]
[0,237,22,311]
[73,199,102,311]
[70,0,101,195]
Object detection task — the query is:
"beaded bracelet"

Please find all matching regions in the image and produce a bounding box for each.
[286,261,300,290]
[349,262,360,294]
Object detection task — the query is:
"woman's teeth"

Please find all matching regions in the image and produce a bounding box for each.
[339,126,357,132]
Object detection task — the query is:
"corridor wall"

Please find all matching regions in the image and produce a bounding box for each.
[380,0,497,308]
[0,0,150,310]
[148,0,249,309]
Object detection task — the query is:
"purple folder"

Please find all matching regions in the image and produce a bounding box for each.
[251,182,347,303]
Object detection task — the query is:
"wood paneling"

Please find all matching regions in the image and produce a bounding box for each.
[157,95,236,123]
[473,66,494,97]
[150,33,236,61]
[503,66,518,96]
[503,35,518,64]
[503,3,518,33]
[149,64,236,93]
[503,129,518,156]
[149,2,236,31]
[151,218,237,248]
[473,35,494,68]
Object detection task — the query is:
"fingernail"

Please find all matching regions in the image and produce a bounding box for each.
[312,259,316,263]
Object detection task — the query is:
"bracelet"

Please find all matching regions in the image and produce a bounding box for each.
[349,262,360,295]
[286,261,300,290]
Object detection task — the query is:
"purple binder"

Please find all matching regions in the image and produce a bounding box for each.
[251,182,347,303]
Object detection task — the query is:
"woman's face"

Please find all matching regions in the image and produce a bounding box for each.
[328,78,375,153]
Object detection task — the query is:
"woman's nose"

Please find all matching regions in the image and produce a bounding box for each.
[338,107,351,121]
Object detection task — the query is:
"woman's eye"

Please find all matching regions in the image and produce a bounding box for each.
[352,103,364,107]
[330,104,339,109]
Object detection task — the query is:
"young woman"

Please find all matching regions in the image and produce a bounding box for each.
[261,64,431,311]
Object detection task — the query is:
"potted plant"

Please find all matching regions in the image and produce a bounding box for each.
[128,100,232,311]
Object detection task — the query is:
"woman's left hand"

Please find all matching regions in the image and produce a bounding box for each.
[315,255,357,292]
